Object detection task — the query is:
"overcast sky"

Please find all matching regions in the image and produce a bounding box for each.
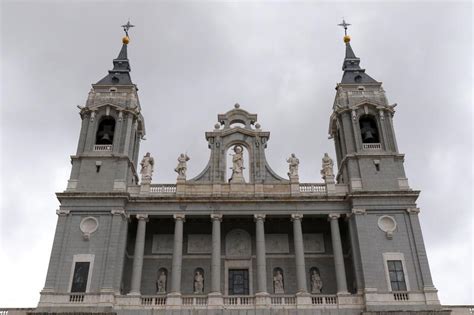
[0,0,472,308]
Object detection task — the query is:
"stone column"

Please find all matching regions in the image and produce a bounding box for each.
[129,214,148,295]
[169,213,185,303]
[210,214,222,293]
[254,214,267,295]
[291,214,308,294]
[208,214,223,306]
[329,213,348,294]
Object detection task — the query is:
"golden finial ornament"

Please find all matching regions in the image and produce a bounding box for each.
[121,20,135,45]
[338,19,351,43]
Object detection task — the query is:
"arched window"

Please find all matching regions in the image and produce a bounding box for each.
[273,267,284,294]
[96,117,116,145]
[359,115,380,143]
[156,268,168,294]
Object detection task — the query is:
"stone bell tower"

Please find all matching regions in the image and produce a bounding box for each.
[66,29,145,192]
[329,24,409,192]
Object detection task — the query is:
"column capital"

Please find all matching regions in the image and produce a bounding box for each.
[328,213,341,220]
[111,209,129,219]
[407,207,420,214]
[136,213,149,221]
[210,213,223,221]
[254,213,266,222]
[351,208,366,215]
[291,213,303,221]
[56,209,70,216]
[173,213,186,221]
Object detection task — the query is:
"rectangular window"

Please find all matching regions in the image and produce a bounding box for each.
[228,269,249,295]
[387,260,407,291]
[71,261,90,293]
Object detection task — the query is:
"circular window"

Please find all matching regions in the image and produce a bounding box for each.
[377,215,397,233]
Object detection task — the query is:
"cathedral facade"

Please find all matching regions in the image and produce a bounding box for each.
[35,28,448,315]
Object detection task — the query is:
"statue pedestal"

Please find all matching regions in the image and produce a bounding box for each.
[255,292,270,307]
[290,175,300,196]
[295,291,312,306]
[176,178,186,195]
[324,175,336,194]
[207,292,224,307]
[229,173,245,183]
[166,292,182,306]
[140,182,150,194]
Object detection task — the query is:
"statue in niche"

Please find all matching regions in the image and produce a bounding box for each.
[156,270,167,294]
[194,270,204,294]
[286,153,299,178]
[320,153,334,179]
[174,153,190,179]
[140,152,154,183]
[310,269,323,293]
[273,269,284,294]
[229,145,245,183]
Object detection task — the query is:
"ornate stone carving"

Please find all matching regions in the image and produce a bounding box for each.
[187,234,212,254]
[273,269,284,294]
[321,153,334,179]
[156,269,167,294]
[174,153,190,180]
[407,207,421,214]
[254,213,266,221]
[310,268,323,293]
[210,213,223,221]
[352,208,366,215]
[229,145,245,183]
[286,153,299,178]
[266,234,289,253]
[303,234,325,253]
[291,213,303,221]
[225,229,251,257]
[79,216,99,241]
[136,213,149,221]
[378,215,397,239]
[194,270,204,294]
[152,234,174,254]
[173,213,186,221]
[140,152,154,183]
[56,209,70,216]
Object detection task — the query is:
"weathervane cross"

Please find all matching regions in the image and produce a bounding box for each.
[338,19,351,36]
[122,20,135,37]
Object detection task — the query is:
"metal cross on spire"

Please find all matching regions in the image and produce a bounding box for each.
[338,19,351,36]
[121,20,135,37]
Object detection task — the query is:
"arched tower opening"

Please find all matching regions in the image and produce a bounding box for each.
[96,116,116,145]
[359,115,379,144]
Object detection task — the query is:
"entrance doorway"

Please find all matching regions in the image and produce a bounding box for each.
[228,269,249,295]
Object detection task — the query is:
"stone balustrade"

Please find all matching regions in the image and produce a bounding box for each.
[362,143,382,150]
[93,144,113,151]
[299,183,327,193]
[149,184,177,193]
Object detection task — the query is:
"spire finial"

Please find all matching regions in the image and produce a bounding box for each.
[338,18,351,43]
[121,20,135,44]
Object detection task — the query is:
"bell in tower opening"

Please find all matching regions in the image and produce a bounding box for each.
[359,115,379,143]
[96,117,116,145]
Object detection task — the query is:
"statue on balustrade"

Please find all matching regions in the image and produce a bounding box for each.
[156,269,167,294]
[194,270,204,294]
[140,152,154,183]
[320,153,334,179]
[310,268,323,293]
[273,269,284,294]
[174,153,190,179]
[287,153,299,178]
[229,145,245,183]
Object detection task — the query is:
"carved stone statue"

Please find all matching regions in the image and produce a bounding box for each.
[286,153,299,178]
[194,270,204,294]
[273,269,284,294]
[156,270,167,294]
[229,145,245,183]
[140,152,154,183]
[310,269,323,293]
[320,153,334,179]
[174,153,190,179]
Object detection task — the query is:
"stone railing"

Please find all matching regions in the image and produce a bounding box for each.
[182,296,208,306]
[393,292,409,301]
[311,295,337,305]
[150,184,177,193]
[0,309,36,315]
[299,183,327,194]
[93,144,113,151]
[223,296,255,306]
[270,295,296,305]
[362,143,382,150]
[140,296,167,306]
